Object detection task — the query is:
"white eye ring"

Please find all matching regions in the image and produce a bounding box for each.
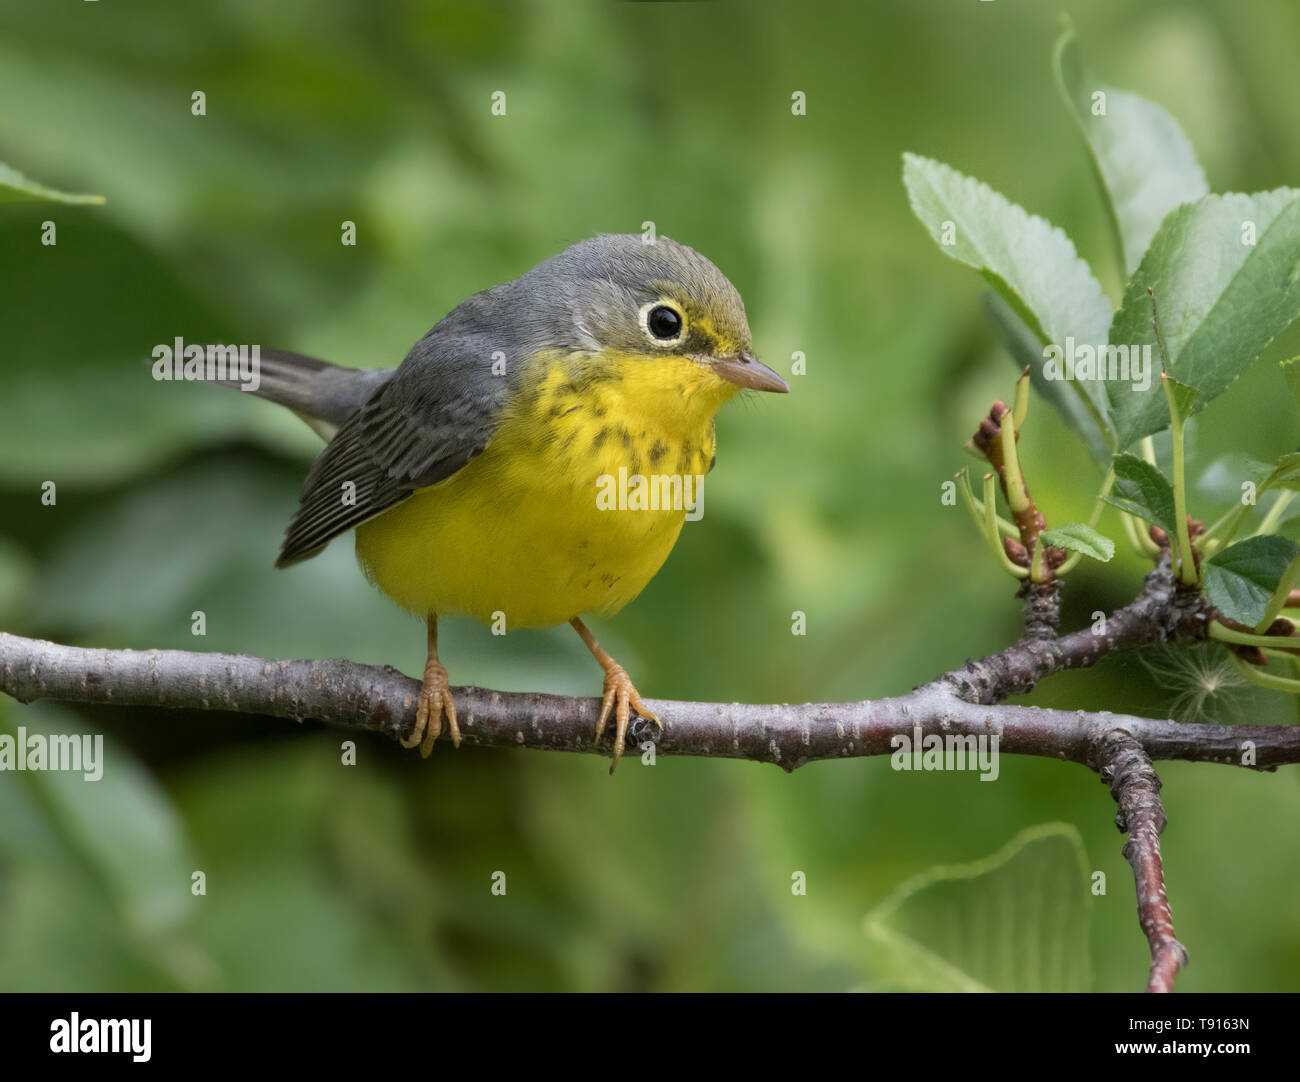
[638,300,686,348]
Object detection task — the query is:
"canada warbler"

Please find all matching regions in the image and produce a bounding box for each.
[226,234,787,769]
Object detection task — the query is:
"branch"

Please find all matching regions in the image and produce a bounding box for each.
[1017,579,1062,641]
[3,629,1299,770]
[1094,730,1189,993]
[936,558,1205,703]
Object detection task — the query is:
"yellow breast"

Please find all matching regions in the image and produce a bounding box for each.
[353,350,737,629]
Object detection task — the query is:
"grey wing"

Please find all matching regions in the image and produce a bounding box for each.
[275,338,508,568]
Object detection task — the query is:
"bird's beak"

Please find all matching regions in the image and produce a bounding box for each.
[711,352,790,393]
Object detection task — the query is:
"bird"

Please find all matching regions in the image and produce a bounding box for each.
[222,234,788,769]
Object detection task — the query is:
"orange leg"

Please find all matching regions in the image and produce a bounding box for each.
[570,617,660,772]
[400,614,460,757]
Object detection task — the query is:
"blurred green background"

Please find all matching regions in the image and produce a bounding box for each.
[2,0,1298,992]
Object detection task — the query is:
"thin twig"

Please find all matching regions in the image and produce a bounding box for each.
[936,558,1205,703]
[1093,729,1190,993]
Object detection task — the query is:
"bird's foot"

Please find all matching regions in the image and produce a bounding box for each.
[596,664,660,773]
[401,659,460,757]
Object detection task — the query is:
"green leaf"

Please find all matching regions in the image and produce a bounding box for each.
[863,824,1091,993]
[1040,522,1115,562]
[0,161,105,205]
[1161,373,1201,428]
[1106,189,1300,448]
[1104,452,1177,536]
[1256,553,1300,633]
[0,708,192,934]
[1204,534,1300,628]
[1264,451,1300,492]
[0,703,208,989]
[1053,26,1209,276]
[903,153,1114,442]
[983,293,1111,465]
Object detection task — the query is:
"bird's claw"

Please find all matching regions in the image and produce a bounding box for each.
[595,664,660,773]
[401,660,460,757]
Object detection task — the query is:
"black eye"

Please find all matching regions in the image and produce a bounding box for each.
[647,304,683,340]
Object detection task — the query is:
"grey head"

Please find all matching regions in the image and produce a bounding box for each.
[511,233,755,360]
[410,233,762,383]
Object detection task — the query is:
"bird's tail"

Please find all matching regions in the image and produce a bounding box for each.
[210,347,393,438]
